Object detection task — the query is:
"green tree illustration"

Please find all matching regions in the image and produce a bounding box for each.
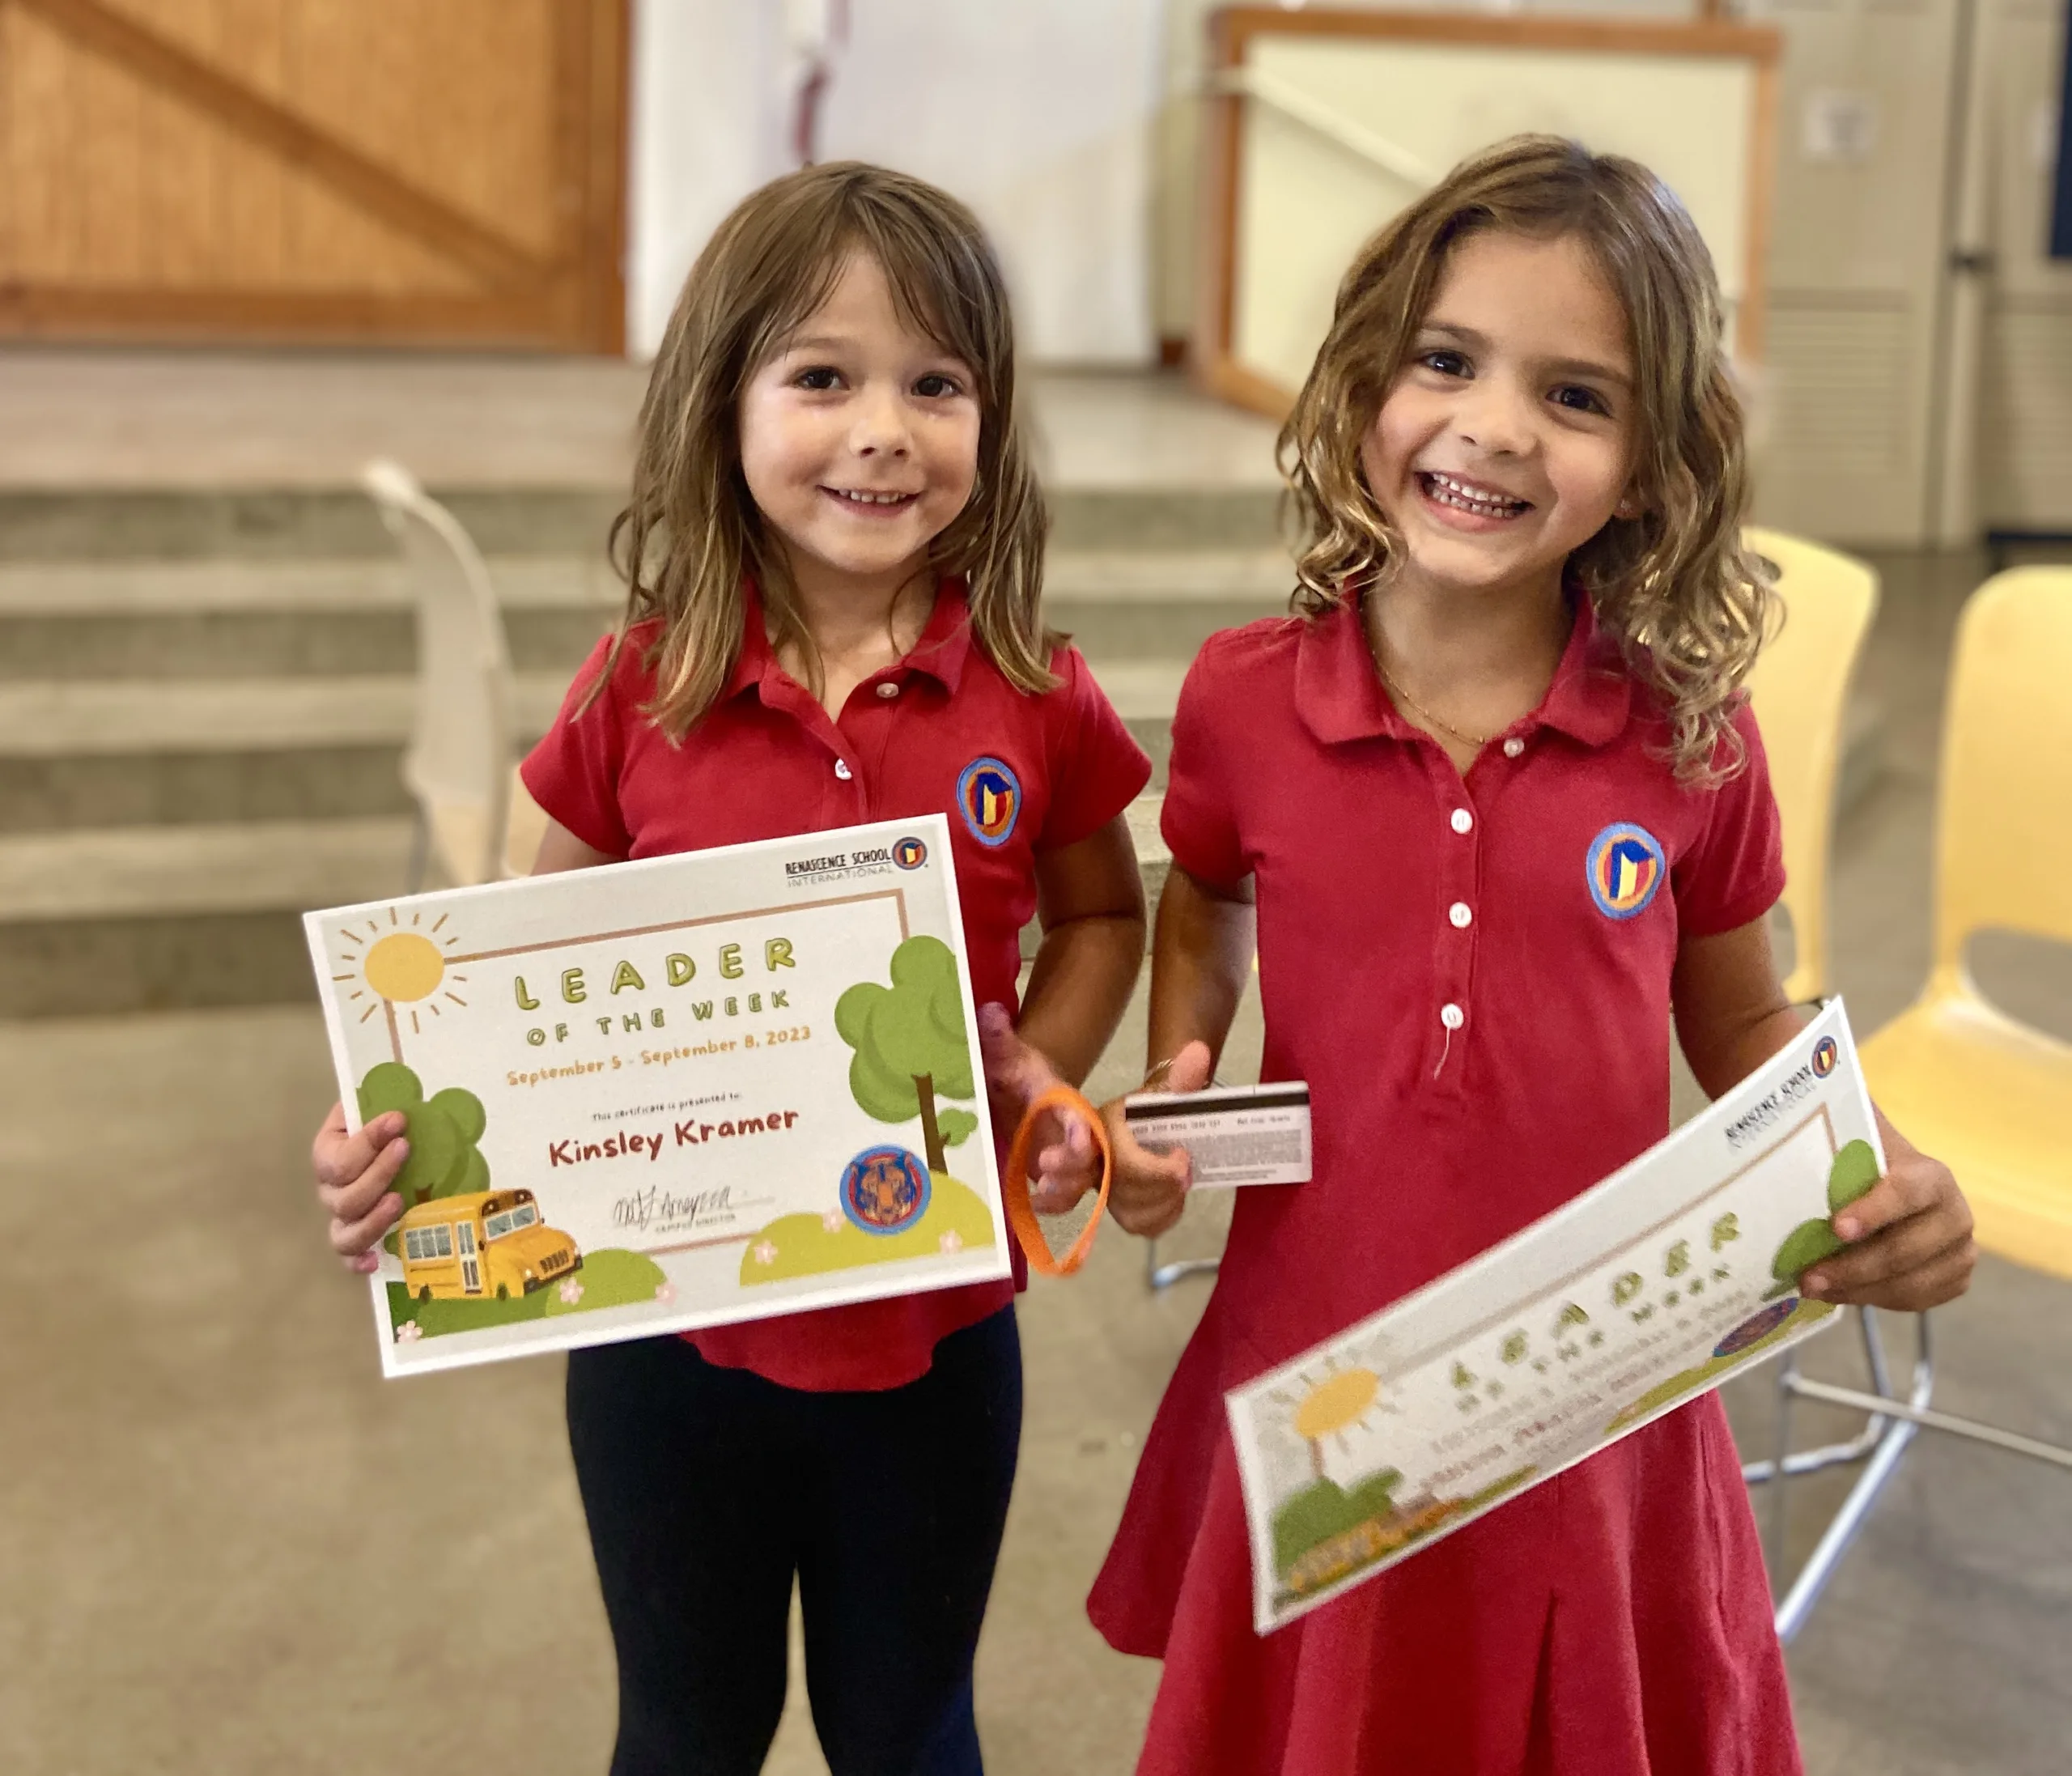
[1768,1137,1883,1294]
[357,1061,490,1209]
[834,935,979,1174]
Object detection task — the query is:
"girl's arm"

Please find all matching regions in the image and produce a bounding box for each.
[312,818,616,1271]
[1095,863,1257,1238]
[1144,863,1257,1088]
[1673,918,1976,1311]
[978,814,1146,1209]
[1017,814,1148,1086]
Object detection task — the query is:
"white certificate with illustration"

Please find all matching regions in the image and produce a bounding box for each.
[1228,1002,1879,1633]
[304,815,1009,1377]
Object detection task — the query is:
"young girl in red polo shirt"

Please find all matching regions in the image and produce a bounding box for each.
[309,164,1149,1775]
[1076,137,1976,1774]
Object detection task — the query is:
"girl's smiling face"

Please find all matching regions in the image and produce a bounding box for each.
[1362,230,1640,599]
[739,252,981,595]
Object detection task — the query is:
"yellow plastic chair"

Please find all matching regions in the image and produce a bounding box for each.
[1749,565,2072,1643]
[1742,528,1879,1004]
[1861,567,2072,1276]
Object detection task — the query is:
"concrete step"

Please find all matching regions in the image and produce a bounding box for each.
[0,673,566,831]
[0,670,1179,832]
[0,485,1284,563]
[0,682,1884,1018]
[0,797,1170,1018]
[0,550,1289,679]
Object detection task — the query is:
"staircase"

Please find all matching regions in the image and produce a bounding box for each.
[0,486,1288,1018]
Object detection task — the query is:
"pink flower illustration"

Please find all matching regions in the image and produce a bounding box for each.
[939,1230,964,1255]
[394,1320,423,1344]
[654,1281,677,1306]
[753,1240,779,1266]
[822,1209,846,1233]
[558,1278,584,1307]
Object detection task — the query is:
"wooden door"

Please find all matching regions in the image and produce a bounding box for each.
[0,0,626,351]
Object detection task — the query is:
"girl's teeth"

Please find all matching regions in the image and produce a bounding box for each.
[1424,473,1526,516]
[838,490,910,505]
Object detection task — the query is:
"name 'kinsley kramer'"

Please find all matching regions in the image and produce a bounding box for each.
[547,1108,801,1169]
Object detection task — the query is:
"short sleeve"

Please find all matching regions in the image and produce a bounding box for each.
[1672,701,1786,937]
[520,633,637,859]
[1159,637,1249,891]
[1036,647,1153,850]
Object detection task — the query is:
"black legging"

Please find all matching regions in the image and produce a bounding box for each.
[566,1307,1022,1776]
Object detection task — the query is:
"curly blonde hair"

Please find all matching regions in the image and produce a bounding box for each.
[596,162,1055,738]
[1280,135,1773,781]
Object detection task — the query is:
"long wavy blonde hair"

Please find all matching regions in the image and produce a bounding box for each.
[1280,135,1773,780]
[595,162,1055,737]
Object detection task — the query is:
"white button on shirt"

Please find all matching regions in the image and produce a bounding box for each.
[1450,809,1474,835]
[1440,1003,1465,1030]
[834,759,853,780]
[1449,902,1473,929]
[875,682,900,699]
[1502,737,1525,759]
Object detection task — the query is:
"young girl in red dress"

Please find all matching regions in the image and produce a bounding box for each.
[1080,137,1976,1775]
[309,164,1146,1775]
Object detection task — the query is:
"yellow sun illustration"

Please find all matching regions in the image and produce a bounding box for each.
[1293,1366,1380,1444]
[1270,1357,1388,1478]
[332,907,472,1054]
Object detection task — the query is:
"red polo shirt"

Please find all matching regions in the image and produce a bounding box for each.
[1089,595,1799,1775]
[521,580,1150,1391]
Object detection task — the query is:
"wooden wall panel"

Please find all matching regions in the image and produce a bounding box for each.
[0,0,626,350]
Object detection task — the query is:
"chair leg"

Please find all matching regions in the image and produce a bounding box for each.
[1743,1307,1930,1643]
[1743,1307,1901,1489]
[1764,1345,1798,1582]
[1144,1235,1221,1292]
[1748,1304,2072,1641]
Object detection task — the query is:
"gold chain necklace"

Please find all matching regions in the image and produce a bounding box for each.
[1365,635,1494,750]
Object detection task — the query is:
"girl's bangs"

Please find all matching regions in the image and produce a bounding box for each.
[741,221,992,397]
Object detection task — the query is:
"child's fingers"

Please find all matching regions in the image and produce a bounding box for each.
[1110,1143,1191,1239]
[979,1001,1057,1104]
[314,1104,407,1190]
[1806,1234,1976,1311]
[1803,1186,1975,1291]
[316,1117,411,1225]
[1806,1196,1968,1292]
[1027,1116,1100,1214]
[330,1189,405,1262]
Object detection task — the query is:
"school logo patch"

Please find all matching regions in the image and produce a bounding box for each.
[956,756,1021,847]
[1811,1036,1839,1077]
[839,1145,932,1236]
[893,835,928,870]
[1586,822,1667,920]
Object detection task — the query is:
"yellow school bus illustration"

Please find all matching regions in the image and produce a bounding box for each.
[397,1190,581,1302]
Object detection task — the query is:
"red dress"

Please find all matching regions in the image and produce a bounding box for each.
[1089,596,1801,1775]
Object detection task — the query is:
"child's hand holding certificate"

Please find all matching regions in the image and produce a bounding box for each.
[304,817,1011,1376]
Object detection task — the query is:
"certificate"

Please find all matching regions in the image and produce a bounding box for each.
[1227,1001,1879,1633]
[304,815,1010,1377]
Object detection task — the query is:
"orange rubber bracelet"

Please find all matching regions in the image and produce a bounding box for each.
[1002,1084,1113,1277]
